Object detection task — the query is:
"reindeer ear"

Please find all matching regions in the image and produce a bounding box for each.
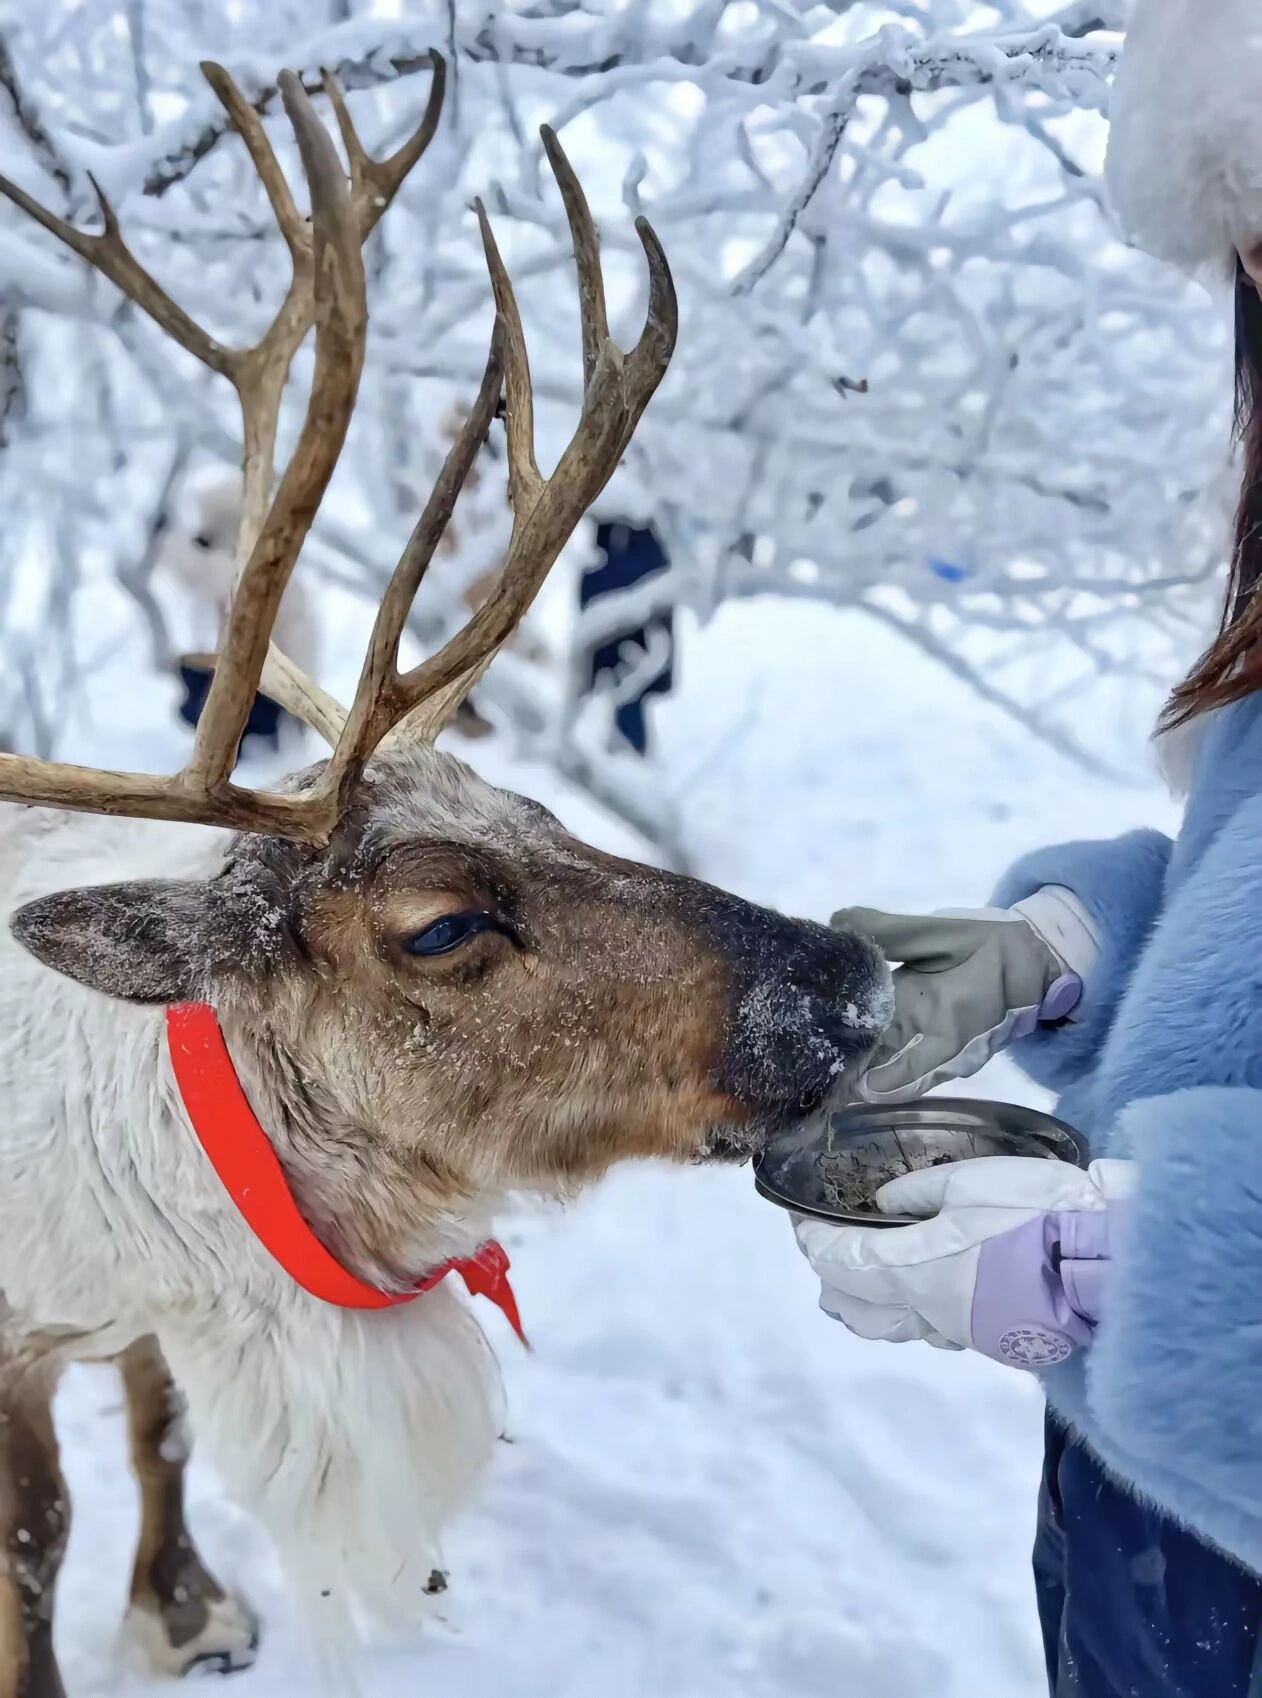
[10,881,215,1004]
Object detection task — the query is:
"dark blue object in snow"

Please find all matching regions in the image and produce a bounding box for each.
[178,662,286,753]
[579,521,674,756]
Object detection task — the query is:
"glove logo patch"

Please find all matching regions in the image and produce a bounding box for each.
[997,1326,1074,1368]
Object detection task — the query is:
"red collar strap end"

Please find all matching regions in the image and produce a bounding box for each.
[166,1002,528,1348]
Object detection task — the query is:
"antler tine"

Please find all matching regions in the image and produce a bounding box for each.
[380,129,678,748]
[0,169,232,376]
[624,218,678,416]
[199,61,306,257]
[254,650,349,745]
[185,71,366,792]
[375,201,549,745]
[311,330,505,807]
[475,198,542,514]
[539,125,608,388]
[323,55,447,238]
[322,76,363,189]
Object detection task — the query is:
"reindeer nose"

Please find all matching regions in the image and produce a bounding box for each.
[715,909,892,1120]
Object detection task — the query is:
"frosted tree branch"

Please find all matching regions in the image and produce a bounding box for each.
[0,34,71,192]
[20,8,1116,205]
[0,0,1231,793]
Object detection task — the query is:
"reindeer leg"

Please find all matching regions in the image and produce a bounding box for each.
[119,1337,259,1679]
[0,1356,68,1698]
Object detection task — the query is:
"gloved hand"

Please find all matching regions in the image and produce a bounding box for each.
[834,887,1099,1103]
[794,1155,1134,1368]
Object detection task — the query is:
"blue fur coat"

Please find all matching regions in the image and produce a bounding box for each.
[994,694,1262,1575]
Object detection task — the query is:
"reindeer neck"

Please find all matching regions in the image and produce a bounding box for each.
[214,1003,493,1292]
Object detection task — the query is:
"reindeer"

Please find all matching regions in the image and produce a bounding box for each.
[0,60,891,1695]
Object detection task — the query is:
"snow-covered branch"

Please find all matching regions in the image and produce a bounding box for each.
[16,7,1119,206]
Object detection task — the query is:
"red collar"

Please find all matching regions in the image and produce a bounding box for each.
[166,1002,527,1347]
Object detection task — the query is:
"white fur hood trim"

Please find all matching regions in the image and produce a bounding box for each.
[1105,0,1262,278]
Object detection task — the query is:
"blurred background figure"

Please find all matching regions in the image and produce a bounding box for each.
[161,475,319,756]
[579,520,674,757]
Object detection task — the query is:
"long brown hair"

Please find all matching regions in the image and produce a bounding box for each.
[1162,255,1262,729]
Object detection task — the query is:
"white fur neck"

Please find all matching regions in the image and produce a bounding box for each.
[150,1022,506,1637]
[0,812,504,1643]
[145,1024,505,1637]
[155,1281,502,1640]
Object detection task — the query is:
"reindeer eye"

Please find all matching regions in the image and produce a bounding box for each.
[192,532,214,551]
[405,912,495,957]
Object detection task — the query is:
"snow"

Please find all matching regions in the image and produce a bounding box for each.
[45,597,1180,1697]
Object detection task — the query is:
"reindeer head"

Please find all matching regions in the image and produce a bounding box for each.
[11,745,888,1275]
[0,65,889,1280]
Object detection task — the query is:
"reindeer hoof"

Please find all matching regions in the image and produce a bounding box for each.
[124,1590,261,1679]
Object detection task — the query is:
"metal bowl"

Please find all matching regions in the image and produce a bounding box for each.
[753,1098,1088,1227]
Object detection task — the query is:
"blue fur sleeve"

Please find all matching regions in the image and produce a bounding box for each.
[1077,1087,1262,1572]
[991,830,1172,1094]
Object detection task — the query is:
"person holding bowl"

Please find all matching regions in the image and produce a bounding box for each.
[795,6,1262,1694]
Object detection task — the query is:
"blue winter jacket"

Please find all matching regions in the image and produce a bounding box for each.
[994,694,1262,1576]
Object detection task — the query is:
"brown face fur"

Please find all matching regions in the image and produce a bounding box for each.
[12,748,891,1283]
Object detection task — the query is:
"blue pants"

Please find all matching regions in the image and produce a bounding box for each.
[1034,1416,1262,1697]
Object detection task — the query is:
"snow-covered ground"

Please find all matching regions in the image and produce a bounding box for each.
[48,598,1180,1697]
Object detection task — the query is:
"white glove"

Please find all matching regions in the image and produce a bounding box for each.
[794,1156,1135,1369]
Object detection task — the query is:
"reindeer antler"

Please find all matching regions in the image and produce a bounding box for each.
[311,124,677,816]
[0,66,677,844]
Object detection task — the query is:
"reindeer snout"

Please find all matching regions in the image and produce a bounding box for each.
[716,910,892,1123]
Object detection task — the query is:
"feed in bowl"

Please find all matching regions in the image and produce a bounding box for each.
[753,1099,1087,1227]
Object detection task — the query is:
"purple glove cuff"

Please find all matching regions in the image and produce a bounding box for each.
[1039,972,1083,1023]
[1006,975,1084,1048]
[1058,1208,1116,1325]
[970,1205,1119,1370]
